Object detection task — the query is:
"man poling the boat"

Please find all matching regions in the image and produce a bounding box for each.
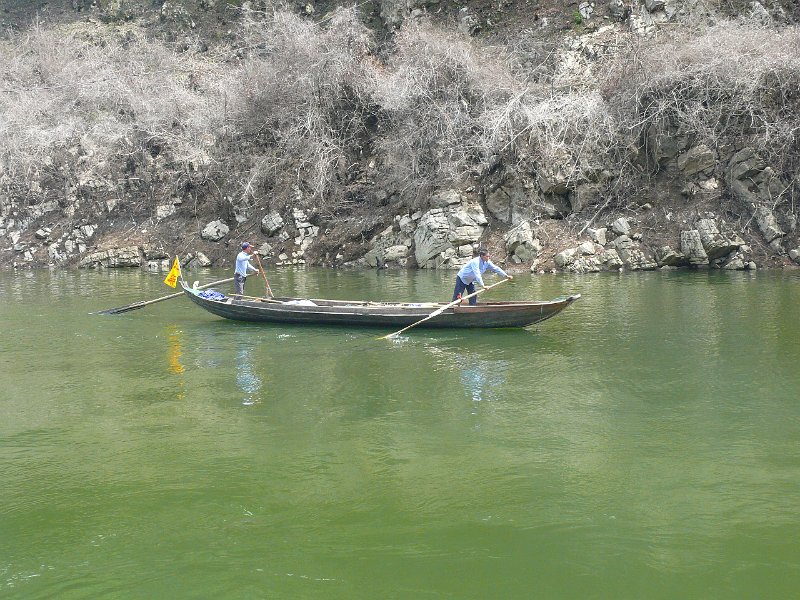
[452,248,513,305]
[234,242,259,299]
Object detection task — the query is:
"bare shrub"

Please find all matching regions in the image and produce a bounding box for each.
[232,7,376,203]
[373,21,518,197]
[604,22,800,175]
[0,23,237,209]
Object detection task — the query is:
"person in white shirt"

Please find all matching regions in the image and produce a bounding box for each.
[234,242,259,299]
[452,249,512,305]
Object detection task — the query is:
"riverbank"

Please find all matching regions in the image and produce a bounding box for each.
[1,1,799,274]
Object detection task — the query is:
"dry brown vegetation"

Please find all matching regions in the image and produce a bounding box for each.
[605,22,800,173]
[1,10,799,226]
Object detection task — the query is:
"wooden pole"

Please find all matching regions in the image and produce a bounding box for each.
[95,277,236,315]
[380,278,510,339]
[253,252,273,298]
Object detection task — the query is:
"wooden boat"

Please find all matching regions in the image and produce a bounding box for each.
[181,283,580,329]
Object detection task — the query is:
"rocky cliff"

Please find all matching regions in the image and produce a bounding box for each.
[1,0,799,273]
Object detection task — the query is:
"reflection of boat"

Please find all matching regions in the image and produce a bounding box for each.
[181,283,580,329]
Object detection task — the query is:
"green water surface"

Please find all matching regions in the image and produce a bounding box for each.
[1,268,799,599]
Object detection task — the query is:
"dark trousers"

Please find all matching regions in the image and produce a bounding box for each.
[234,273,246,298]
[452,276,477,305]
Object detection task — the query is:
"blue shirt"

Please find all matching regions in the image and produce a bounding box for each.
[235,251,258,277]
[457,256,508,287]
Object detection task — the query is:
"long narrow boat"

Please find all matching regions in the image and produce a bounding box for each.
[181,283,580,329]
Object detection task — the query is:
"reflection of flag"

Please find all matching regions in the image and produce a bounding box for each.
[163,256,181,288]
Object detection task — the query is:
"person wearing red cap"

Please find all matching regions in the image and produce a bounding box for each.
[234,242,258,299]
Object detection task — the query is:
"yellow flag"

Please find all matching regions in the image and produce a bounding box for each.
[164,256,181,288]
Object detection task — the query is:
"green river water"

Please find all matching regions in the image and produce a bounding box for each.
[1,268,799,599]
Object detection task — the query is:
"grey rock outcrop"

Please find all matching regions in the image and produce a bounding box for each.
[413,199,486,268]
[695,218,741,259]
[720,253,745,270]
[752,206,784,244]
[554,244,625,273]
[414,209,454,267]
[261,212,284,236]
[727,149,788,247]
[485,179,567,224]
[587,227,607,246]
[611,217,631,236]
[570,183,602,213]
[655,245,687,267]
[184,251,212,268]
[201,220,229,241]
[680,230,708,266]
[79,246,142,268]
[677,144,716,175]
[504,221,541,264]
[611,235,656,270]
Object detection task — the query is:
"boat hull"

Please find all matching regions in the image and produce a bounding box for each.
[182,285,580,329]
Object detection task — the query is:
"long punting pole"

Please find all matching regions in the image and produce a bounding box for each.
[380,278,510,339]
[95,277,236,315]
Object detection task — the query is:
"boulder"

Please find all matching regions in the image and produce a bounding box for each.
[413,209,452,267]
[617,247,657,270]
[655,246,687,267]
[587,227,607,246]
[155,204,176,220]
[504,221,541,263]
[728,148,765,180]
[537,165,570,195]
[564,255,605,273]
[570,183,602,213]
[447,206,485,245]
[487,179,569,223]
[79,246,142,268]
[261,212,284,236]
[430,189,462,208]
[695,218,741,259]
[720,254,745,270]
[185,251,212,268]
[398,215,416,235]
[106,246,142,268]
[146,259,169,272]
[611,217,631,236]
[143,245,168,260]
[677,144,716,175]
[753,206,784,243]
[554,248,577,268]
[201,220,229,241]
[484,183,515,223]
[602,249,624,269]
[680,230,709,265]
[383,245,411,263]
[645,123,681,165]
[611,234,632,250]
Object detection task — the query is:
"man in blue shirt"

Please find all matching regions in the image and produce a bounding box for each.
[452,249,512,305]
[234,242,259,299]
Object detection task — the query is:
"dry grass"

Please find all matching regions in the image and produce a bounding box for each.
[0,23,236,208]
[605,22,800,174]
[232,7,376,203]
[1,11,798,224]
